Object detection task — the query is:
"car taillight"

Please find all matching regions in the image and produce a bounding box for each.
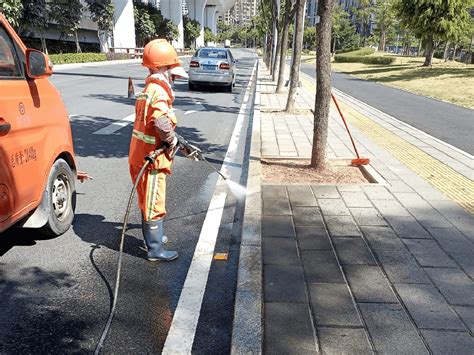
[219,62,230,70]
[190,61,200,68]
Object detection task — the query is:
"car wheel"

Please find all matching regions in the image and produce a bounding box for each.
[188,82,195,90]
[40,159,76,236]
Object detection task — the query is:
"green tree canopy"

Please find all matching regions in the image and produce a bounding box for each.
[85,0,114,52]
[133,6,156,47]
[395,0,473,66]
[303,27,316,50]
[50,0,83,53]
[332,5,358,52]
[0,0,23,28]
[183,15,201,48]
[373,0,396,51]
[204,27,215,44]
[20,0,49,53]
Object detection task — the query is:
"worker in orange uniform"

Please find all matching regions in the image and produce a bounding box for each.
[128,39,188,262]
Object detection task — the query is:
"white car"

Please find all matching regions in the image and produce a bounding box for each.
[188,48,236,92]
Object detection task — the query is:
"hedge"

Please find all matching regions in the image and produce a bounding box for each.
[49,53,107,65]
[334,54,396,65]
[337,48,375,56]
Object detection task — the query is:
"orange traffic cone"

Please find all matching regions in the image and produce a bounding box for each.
[127,77,135,99]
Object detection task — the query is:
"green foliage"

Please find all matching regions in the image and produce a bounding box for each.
[134,6,156,47]
[332,5,359,51]
[0,0,23,27]
[183,15,201,48]
[85,0,114,33]
[49,0,83,36]
[373,0,396,50]
[340,48,375,56]
[204,27,215,44]
[303,27,316,50]
[49,52,106,64]
[395,0,472,43]
[351,0,374,43]
[20,0,49,52]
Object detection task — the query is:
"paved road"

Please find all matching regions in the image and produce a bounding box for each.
[300,63,474,155]
[0,49,257,353]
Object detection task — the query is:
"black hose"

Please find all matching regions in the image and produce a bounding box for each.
[94,148,163,354]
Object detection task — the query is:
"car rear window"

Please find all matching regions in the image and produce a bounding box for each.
[197,49,228,59]
[0,26,22,78]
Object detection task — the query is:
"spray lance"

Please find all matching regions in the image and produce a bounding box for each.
[94,134,238,354]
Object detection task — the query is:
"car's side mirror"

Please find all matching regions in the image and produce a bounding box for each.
[26,48,53,79]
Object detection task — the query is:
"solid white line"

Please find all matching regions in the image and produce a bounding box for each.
[162,61,257,354]
[92,114,135,135]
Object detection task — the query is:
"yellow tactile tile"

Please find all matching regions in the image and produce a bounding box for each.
[299,75,474,215]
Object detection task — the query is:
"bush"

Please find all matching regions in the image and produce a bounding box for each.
[49,53,107,65]
[334,54,396,65]
[345,48,375,56]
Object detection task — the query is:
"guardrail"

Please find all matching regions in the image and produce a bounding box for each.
[109,47,144,58]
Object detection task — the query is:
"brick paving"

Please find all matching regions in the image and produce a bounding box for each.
[258,61,474,354]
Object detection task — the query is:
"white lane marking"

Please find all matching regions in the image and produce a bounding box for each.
[162,61,257,354]
[92,114,135,135]
[183,102,205,115]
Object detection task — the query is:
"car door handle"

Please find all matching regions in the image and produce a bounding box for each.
[0,121,11,135]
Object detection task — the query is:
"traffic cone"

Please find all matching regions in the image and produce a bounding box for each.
[127,77,135,99]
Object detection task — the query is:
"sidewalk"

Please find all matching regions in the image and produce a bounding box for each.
[232,60,474,354]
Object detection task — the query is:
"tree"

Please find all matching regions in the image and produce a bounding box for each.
[332,5,358,52]
[276,0,293,93]
[20,0,49,53]
[285,0,306,113]
[204,27,215,45]
[303,27,316,50]
[133,6,156,47]
[311,0,336,168]
[351,0,374,46]
[0,0,23,28]
[85,0,114,53]
[373,0,396,51]
[183,15,201,49]
[395,0,472,66]
[50,0,83,53]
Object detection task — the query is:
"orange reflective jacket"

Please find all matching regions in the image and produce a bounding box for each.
[128,76,177,173]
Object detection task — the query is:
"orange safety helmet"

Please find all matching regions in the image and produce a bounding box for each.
[142,39,181,69]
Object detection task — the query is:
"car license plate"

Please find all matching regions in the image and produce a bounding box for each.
[202,64,217,70]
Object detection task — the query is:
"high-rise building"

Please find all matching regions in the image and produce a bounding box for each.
[225,0,259,26]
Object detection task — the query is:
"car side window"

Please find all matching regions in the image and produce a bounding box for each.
[0,26,22,79]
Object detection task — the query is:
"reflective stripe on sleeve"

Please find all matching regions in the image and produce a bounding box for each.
[132,129,156,145]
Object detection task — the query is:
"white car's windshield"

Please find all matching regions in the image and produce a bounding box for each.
[198,49,228,59]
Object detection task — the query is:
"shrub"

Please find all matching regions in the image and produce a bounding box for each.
[334,54,396,65]
[49,53,107,65]
[336,47,375,56]
[361,56,396,65]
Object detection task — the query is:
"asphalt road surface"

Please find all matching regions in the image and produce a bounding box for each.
[300,62,474,155]
[0,49,257,353]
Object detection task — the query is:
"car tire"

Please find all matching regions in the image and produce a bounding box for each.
[188,82,195,90]
[40,159,76,236]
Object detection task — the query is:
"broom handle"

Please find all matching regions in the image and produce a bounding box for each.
[331,93,361,159]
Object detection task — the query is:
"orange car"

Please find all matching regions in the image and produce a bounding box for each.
[0,14,79,236]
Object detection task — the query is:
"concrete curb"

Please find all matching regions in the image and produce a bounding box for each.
[231,61,262,354]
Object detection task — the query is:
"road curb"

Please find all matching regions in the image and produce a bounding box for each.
[231,60,262,354]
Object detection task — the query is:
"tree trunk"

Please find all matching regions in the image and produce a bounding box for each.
[276,0,292,93]
[443,41,450,61]
[272,30,281,81]
[423,36,434,67]
[467,34,473,64]
[264,33,272,67]
[378,30,386,52]
[39,31,48,54]
[270,0,280,78]
[451,44,458,61]
[417,39,422,57]
[75,31,82,53]
[332,35,336,55]
[285,0,306,113]
[311,0,335,168]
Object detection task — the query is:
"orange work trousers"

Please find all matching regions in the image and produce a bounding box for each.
[129,165,167,221]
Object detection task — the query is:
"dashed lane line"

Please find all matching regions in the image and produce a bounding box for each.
[92,114,135,135]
